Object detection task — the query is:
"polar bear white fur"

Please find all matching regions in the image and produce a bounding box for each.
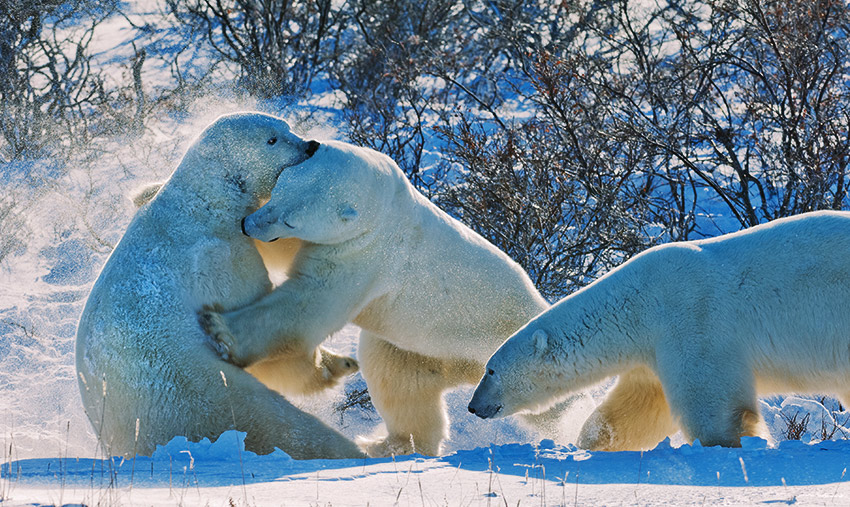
[200,140,553,457]
[469,210,850,450]
[76,113,364,459]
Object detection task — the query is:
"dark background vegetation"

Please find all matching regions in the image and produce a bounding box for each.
[3,0,849,300]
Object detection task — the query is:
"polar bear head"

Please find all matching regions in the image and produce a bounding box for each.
[185,112,320,204]
[241,140,397,245]
[468,326,571,419]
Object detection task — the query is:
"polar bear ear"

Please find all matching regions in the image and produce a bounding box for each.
[338,204,359,222]
[532,329,549,355]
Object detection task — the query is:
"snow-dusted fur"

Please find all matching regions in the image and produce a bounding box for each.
[469,211,850,450]
[200,140,550,457]
[76,113,363,459]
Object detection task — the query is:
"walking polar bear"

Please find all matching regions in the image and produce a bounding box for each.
[76,113,364,458]
[469,211,850,450]
[200,140,555,457]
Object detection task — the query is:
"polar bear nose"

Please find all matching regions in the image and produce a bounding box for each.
[242,214,281,241]
[468,402,502,419]
[305,140,320,157]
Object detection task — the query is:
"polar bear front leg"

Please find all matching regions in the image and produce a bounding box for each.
[577,365,676,451]
[199,264,370,366]
[656,344,761,447]
[199,305,244,362]
[357,331,481,457]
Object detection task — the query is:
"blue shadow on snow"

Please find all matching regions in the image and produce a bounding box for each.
[443,437,850,487]
[4,432,850,489]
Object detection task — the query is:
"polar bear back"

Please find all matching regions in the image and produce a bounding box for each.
[617,210,850,394]
[698,212,850,385]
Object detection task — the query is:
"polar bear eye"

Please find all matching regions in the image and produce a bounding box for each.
[267,137,277,145]
[487,369,495,376]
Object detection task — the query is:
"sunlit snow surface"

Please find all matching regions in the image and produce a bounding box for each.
[3,432,850,505]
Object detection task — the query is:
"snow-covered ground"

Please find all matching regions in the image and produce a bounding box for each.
[4,431,850,505]
[2,1,850,505]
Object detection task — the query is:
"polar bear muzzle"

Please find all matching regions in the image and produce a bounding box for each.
[242,216,281,241]
[468,373,504,419]
[239,140,319,240]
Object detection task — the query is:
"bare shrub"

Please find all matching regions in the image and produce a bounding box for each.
[780,411,811,440]
[163,0,850,296]
[820,412,850,441]
[584,0,850,228]
[167,0,347,98]
[0,0,120,164]
[0,195,29,264]
[817,397,850,441]
[333,381,376,425]
[328,0,473,191]
[436,114,655,299]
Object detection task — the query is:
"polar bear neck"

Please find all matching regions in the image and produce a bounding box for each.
[541,259,658,386]
[158,152,264,232]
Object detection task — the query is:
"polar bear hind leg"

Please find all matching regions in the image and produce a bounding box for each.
[577,365,676,451]
[357,331,481,457]
[211,361,365,458]
[247,345,358,398]
[87,354,364,459]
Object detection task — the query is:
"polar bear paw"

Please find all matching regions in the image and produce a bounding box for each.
[357,434,416,458]
[319,347,359,382]
[309,348,359,392]
[357,433,441,457]
[576,411,615,451]
[199,304,239,363]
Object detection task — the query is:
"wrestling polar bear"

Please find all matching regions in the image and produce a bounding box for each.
[469,210,850,450]
[76,113,364,458]
[201,140,559,457]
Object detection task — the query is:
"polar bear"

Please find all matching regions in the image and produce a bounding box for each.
[199,140,556,457]
[468,210,850,450]
[76,113,364,459]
